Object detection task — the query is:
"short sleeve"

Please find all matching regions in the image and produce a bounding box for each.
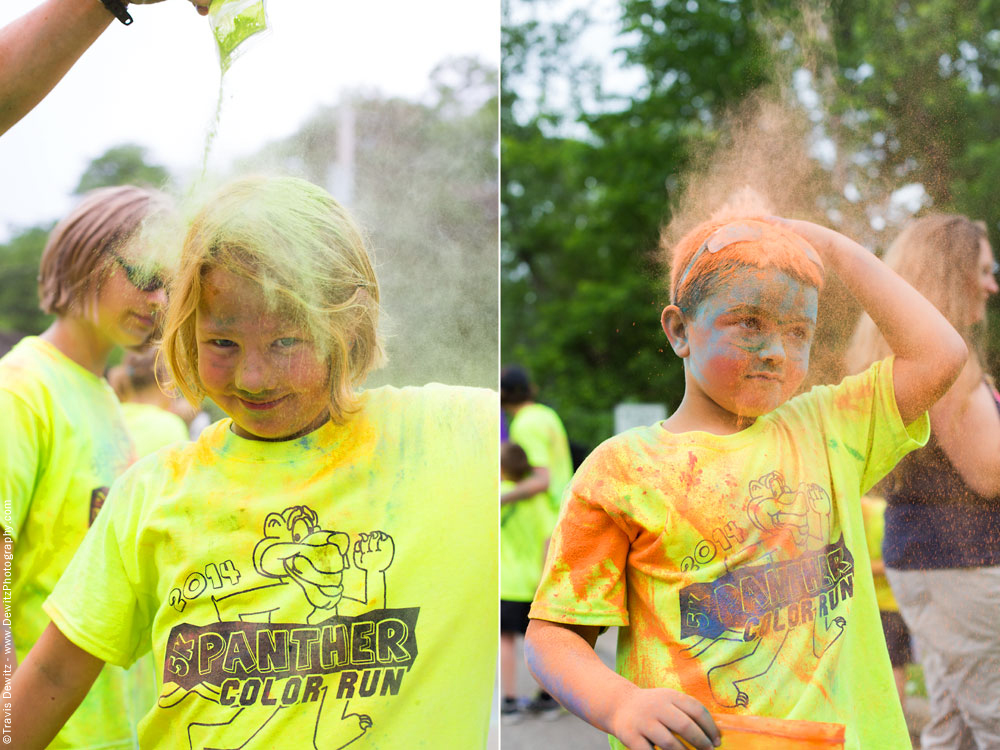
[0,389,45,541]
[529,457,632,627]
[787,357,929,496]
[43,470,148,668]
[859,356,930,491]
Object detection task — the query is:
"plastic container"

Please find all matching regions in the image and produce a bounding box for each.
[208,0,268,72]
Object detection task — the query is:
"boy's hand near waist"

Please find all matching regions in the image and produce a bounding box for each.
[610,683,722,750]
[525,619,721,750]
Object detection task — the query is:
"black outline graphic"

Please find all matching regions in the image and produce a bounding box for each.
[158,504,417,750]
[678,471,854,708]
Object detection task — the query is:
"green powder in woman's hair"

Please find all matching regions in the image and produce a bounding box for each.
[208,0,268,73]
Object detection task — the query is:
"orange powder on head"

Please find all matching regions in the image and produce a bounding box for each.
[668,217,825,312]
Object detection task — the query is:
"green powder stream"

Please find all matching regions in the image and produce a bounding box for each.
[200,0,269,176]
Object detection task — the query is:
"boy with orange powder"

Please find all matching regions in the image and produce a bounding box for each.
[525,215,967,750]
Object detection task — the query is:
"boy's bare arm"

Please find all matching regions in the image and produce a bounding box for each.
[524,619,720,750]
[0,0,111,135]
[777,219,967,424]
[10,622,104,749]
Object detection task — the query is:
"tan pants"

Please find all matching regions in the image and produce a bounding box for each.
[887,566,1000,750]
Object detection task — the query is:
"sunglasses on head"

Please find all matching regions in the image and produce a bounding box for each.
[112,253,165,293]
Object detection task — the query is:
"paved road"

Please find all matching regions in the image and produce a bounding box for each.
[488,628,926,749]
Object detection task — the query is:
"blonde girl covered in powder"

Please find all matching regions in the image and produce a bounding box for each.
[9,175,498,749]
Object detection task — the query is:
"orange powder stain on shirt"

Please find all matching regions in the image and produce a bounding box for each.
[316,413,377,472]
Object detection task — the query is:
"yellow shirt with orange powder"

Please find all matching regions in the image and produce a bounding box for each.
[0,336,137,749]
[530,358,926,750]
[45,384,498,750]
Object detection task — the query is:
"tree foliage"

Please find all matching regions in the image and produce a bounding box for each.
[0,225,53,337]
[74,144,171,194]
[502,0,774,447]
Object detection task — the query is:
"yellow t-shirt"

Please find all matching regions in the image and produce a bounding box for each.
[531,359,927,750]
[46,384,498,750]
[500,478,550,602]
[121,402,190,459]
[860,496,897,612]
[508,402,573,521]
[119,403,192,738]
[0,336,137,749]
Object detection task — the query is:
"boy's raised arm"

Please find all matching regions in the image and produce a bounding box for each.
[776,218,968,425]
[524,619,721,750]
[10,622,104,749]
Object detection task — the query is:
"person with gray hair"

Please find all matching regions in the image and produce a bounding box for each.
[0,184,171,748]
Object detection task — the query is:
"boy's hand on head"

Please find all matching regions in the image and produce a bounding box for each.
[610,685,721,750]
[761,217,839,267]
[771,214,967,422]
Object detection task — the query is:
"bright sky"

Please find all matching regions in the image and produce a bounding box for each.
[506,0,644,128]
[0,0,498,241]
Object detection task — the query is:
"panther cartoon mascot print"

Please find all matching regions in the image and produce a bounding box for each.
[159,505,419,750]
[678,471,855,708]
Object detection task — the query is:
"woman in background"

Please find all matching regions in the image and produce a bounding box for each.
[847,213,1000,750]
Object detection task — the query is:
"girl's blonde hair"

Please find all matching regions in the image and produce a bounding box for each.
[161,176,385,423]
[846,214,985,373]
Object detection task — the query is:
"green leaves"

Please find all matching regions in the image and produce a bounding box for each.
[74,144,170,195]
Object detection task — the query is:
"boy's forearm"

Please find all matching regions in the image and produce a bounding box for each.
[10,622,104,748]
[824,237,965,416]
[524,619,632,735]
[0,0,113,135]
[783,219,967,422]
[818,235,960,362]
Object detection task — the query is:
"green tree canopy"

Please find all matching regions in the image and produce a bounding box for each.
[74,144,171,194]
[0,225,53,337]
